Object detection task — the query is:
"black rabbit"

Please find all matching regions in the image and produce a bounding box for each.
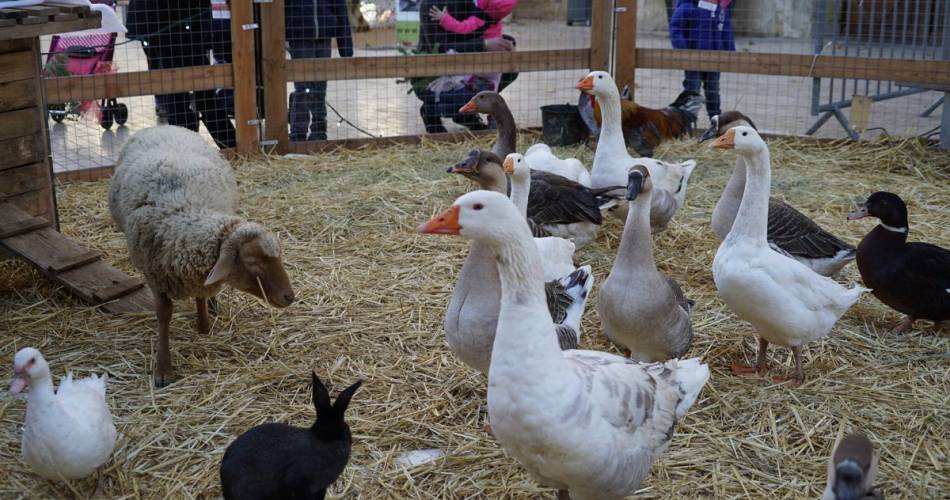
[220,372,362,500]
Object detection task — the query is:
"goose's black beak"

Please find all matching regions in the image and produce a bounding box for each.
[626,171,645,201]
[698,115,720,143]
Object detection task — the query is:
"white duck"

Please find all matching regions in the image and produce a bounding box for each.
[10,347,117,481]
[703,111,856,277]
[420,190,710,500]
[599,165,694,362]
[444,151,594,374]
[577,71,697,230]
[524,143,592,186]
[710,127,868,386]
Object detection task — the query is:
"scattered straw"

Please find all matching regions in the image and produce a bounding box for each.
[1,134,948,498]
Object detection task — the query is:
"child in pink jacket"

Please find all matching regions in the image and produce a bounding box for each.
[429,0,517,41]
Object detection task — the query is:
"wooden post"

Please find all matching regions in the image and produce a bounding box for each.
[230,0,259,155]
[589,0,612,72]
[260,0,288,153]
[613,0,637,94]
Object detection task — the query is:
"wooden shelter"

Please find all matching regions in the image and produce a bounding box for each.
[0,1,151,313]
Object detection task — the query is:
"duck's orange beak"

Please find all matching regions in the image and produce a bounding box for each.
[502,157,515,174]
[710,128,736,149]
[576,75,594,92]
[418,205,461,235]
[459,99,477,113]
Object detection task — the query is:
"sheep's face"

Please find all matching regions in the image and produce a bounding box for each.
[232,234,295,308]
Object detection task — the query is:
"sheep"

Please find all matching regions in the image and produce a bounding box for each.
[109,126,295,387]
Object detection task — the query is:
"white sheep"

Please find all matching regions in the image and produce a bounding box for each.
[109,126,295,387]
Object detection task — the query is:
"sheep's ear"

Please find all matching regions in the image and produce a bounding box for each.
[204,251,235,286]
[311,372,332,416]
[333,380,362,415]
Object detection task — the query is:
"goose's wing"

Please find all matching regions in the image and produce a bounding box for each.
[555,325,580,350]
[529,219,552,237]
[528,171,602,225]
[665,276,694,314]
[649,188,680,230]
[545,280,572,324]
[767,199,855,259]
[563,353,709,449]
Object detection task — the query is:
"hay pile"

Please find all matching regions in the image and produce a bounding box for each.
[1,134,948,498]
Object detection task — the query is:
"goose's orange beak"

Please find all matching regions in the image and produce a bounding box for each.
[576,75,594,92]
[710,128,736,149]
[418,205,461,235]
[459,99,477,113]
[502,157,515,174]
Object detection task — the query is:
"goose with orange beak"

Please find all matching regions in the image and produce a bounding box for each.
[704,113,856,277]
[709,125,868,387]
[419,190,709,500]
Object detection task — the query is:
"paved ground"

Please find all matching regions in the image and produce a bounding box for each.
[45,20,945,173]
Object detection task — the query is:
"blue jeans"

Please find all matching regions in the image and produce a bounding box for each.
[684,70,721,118]
[288,39,331,141]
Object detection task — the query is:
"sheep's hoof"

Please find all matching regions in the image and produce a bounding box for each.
[153,371,175,388]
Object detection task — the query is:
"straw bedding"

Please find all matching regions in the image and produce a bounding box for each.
[1,134,948,499]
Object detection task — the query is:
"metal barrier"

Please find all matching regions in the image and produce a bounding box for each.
[808,0,949,139]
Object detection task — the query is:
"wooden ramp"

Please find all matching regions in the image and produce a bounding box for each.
[0,203,153,313]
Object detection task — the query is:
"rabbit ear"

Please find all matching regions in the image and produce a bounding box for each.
[311,372,332,415]
[332,380,363,415]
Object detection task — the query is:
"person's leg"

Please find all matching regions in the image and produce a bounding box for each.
[683,70,702,94]
[194,89,237,148]
[415,89,447,134]
[702,71,722,118]
[309,40,332,141]
[287,41,318,141]
[143,45,199,131]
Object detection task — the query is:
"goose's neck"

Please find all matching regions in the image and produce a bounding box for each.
[27,374,55,405]
[490,223,564,362]
[509,175,530,216]
[712,156,747,238]
[729,148,771,244]
[613,192,657,273]
[594,92,628,162]
[724,157,747,207]
[490,105,517,158]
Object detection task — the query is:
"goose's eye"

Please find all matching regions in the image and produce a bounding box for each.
[597,75,603,79]
[473,203,484,211]
[741,132,748,136]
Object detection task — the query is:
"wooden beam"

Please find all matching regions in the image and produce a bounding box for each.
[0,12,99,39]
[613,0,637,93]
[589,0,611,72]
[260,0,288,153]
[45,64,233,104]
[230,0,258,155]
[636,49,950,86]
[286,49,591,82]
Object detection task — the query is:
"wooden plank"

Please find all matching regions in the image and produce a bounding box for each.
[230,0,258,154]
[0,202,50,237]
[47,249,100,274]
[13,14,50,26]
[635,49,950,87]
[0,19,15,28]
[0,221,84,271]
[613,0,637,94]
[43,2,90,14]
[260,0,288,153]
[52,13,78,22]
[0,134,41,169]
[0,78,36,112]
[589,0,611,71]
[45,64,233,104]
[0,162,46,196]
[30,37,55,229]
[11,5,61,17]
[54,163,113,182]
[100,287,153,314]
[0,39,31,52]
[0,108,39,140]
[92,276,144,302]
[287,49,592,82]
[0,50,34,82]
[0,12,98,41]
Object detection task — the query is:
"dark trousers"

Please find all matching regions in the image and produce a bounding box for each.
[143,46,236,148]
[684,70,721,118]
[288,39,331,141]
[415,71,519,134]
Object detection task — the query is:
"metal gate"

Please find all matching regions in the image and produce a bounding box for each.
[808,0,950,140]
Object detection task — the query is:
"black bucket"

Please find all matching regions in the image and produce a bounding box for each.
[540,104,589,146]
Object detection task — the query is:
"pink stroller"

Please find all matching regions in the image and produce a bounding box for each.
[44,0,127,129]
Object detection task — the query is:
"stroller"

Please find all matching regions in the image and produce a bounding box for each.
[44,0,127,130]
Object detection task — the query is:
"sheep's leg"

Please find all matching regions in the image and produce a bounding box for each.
[154,293,174,388]
[196,297,211,335]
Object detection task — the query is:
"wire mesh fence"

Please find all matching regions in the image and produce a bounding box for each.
[40,0,950,180]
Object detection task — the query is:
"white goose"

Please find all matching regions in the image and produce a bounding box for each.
[420,190,709,500]
[578,71,697,230]
[10,347,117,481]
[710,127,868,386]
[524,143,592,186]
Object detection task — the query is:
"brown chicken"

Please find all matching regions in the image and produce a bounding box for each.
[581,88,704,157]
